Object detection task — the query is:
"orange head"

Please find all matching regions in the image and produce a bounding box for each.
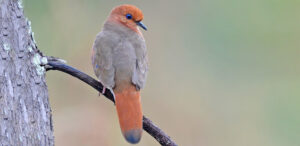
[108,4,147,31]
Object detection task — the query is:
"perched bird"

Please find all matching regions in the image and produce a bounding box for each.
[91,4,148,144]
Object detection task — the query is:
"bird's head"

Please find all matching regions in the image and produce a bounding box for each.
[108,4,147,32]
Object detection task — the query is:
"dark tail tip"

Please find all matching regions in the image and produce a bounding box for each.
[123,129,142,144]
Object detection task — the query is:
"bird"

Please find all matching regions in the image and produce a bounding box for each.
[91,4,148,144]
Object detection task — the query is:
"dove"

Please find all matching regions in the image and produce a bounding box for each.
[91,4,148,144]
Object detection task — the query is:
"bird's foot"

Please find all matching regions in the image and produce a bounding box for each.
[102,87,106,94]
[98,87,106,96]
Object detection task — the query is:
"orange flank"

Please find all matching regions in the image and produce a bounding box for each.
[114,85,143,144]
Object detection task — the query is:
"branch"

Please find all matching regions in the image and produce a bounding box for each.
[45,58,177,146]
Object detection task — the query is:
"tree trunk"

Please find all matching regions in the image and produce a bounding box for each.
[0,0,177,146]
[0,0,54,145]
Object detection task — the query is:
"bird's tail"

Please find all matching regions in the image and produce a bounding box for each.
[115,85,143,144]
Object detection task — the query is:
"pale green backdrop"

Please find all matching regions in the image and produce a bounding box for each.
[23,0,300,145]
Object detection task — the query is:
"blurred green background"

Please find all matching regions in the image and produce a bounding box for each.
[23,0,300,146]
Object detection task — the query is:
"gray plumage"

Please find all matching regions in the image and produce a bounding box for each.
[92,21,148,90]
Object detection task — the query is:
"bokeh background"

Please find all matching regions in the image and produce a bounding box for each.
[23,0,300,146]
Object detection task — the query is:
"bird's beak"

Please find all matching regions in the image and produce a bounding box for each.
[136,21,147,31]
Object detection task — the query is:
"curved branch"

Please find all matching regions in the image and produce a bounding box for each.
[45,58,177,146]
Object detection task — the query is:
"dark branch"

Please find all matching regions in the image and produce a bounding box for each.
[45,58,177,146]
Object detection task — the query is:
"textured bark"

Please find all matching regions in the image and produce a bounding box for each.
[0,0,54,146]
[0,0,176,145]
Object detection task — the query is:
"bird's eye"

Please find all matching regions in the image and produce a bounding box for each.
[126,14,132,19]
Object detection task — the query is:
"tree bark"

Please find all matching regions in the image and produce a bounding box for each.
[0,0,177,145]
[0,0,54,145]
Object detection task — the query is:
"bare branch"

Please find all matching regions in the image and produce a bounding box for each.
[46,58,177,146]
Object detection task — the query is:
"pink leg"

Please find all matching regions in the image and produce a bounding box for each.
[102,87,106,94]
[98,87,106,96]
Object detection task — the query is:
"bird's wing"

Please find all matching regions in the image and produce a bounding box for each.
[132,37,148,90]
[92,31,115,88]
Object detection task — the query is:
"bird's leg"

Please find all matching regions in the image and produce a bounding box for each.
[100,87,115,104]
[98,87,106,96]
[102,87,106,94]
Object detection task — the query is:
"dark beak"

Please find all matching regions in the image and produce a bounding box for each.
[136,21,147,31]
